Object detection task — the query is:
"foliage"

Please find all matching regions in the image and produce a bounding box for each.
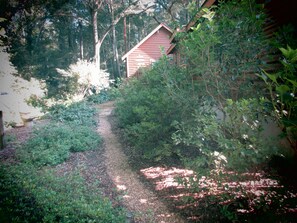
[87,87,121,104]
[171,0,281,174]
[153,0,191,28]
[115,56,196,162]
[172,98,277,175]
[17,123,101,167]
[56,60,110,100]
[1,0,82,99]
[180,0,268,105]
[259,46,297,153]
[271,24,297,49]
[0,98,126,222]
[0,163,126,223]
[1,0,169,99]
[16,101,101,167]
[49,101,97,126]
[115,0,278,169]
[114,1,288,221]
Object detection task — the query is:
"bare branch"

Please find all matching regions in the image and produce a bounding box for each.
[99,1,155,43]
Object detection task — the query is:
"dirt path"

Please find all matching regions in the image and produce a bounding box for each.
[97,101,184,223]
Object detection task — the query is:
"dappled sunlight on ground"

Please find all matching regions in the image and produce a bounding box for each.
[141,166,194,190]
[140,166,297,221]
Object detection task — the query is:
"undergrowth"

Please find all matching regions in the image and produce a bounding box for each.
[0,99,126,222]
[86,87,121,104]
[114,0,297,222]
[0,164,126,223]
[17,123,101,166]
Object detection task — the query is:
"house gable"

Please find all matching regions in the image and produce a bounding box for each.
[122,24,172,77]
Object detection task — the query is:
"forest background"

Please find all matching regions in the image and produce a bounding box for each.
[0,0,196,127]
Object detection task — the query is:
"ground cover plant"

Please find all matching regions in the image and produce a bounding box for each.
[17,123,101,167]
[87,87,121,104]
[115,0,297,221]
[0,164,126,223]
[0,100,126,222]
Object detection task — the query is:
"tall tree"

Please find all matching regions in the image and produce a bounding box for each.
[85,0,155,71]
[0,0,157,98]
[1,0,82,98]
[109,0,121,78]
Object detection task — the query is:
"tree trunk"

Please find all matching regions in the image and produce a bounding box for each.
[92,8,100,71]
[79,20,84,60]
[90,0,151,73]
[0,111,4,150]
[124,16,127,53]
[95,41,101,71]
[128,16,131,50]
[111,1,121,79]
[112,27,121,78]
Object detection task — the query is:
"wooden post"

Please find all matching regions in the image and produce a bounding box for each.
[0,111,4,149]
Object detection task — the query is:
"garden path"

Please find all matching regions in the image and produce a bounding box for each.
[97,101,184,223]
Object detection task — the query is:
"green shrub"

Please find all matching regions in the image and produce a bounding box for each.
[0,163,126,223]
[87,87,121,104]
[17,123,101,166]
[115,57,196,162]
[49,101,97,126]
[172,98,278,175]
[113,0,295,222]
[115,0,274,168]
[259,46,297,154]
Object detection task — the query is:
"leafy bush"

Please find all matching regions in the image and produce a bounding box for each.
[0,164,126,223]
[17,123,101,166]
[260,46,297,154]
[56,60,110,100]
[172,98,278,175]
[87,87,121,104]
[179,0,268,105]
[49,101,97,126]
[114,4,287,222]
[115,57,196,162]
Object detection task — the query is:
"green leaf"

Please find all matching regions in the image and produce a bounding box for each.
[279,46,297,61]
[265,72,278,83]
[226,99,233,105]
[286,78,297,88]
[279,47,291,58]
[276,85,290,95]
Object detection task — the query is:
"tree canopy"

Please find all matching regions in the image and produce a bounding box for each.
[0,0,192,99]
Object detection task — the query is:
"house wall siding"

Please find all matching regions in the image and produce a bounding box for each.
[127,27,172,77]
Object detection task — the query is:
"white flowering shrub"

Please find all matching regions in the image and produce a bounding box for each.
[57,60,110,101]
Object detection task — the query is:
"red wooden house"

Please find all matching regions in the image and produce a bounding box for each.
[122,23,172,78]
